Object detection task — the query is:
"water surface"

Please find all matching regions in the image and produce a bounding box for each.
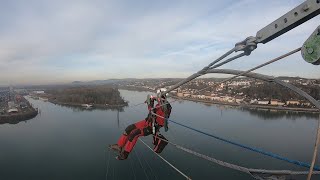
[0,90,319,180]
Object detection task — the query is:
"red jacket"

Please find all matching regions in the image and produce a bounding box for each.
[147,102,171,127]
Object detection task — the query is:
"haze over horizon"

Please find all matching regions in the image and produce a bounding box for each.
[1,0,319,86]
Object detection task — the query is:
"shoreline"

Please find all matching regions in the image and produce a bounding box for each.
[118,88,319,113]
[170,95,320,113]
[48,99,128,109]
[0,109,38,124]
[0,97,39,124]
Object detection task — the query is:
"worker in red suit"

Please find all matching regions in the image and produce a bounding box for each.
[110,92,171,160]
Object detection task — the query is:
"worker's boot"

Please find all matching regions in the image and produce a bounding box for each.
[109,144,122,153]
[116,151,129,160]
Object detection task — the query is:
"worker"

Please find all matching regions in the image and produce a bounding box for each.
[110,91,171,160]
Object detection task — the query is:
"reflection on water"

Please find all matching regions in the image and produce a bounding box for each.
[240,108,319,120]
[52,103,125,112]
[0,90,319,180]
[198,103,318,120]
[0,118,31,125]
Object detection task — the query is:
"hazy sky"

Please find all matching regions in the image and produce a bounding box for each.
[0,0,319,85]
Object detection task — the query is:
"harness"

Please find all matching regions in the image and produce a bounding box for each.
[145,97,172,134]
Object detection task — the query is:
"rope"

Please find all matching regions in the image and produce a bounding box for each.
[119,102,320,179]
[150,130,320,177]
[146,128,320,178]
[133,149,150,180]
[129,156,137,180]
[117,117,150,180]
[169,117,320,171]
[140,47,303,113]
[139,139,192,180]
[164,47,237,94]
[194,47,301,94]
[129,97,320,172]
[119,114,192,180]
[150,111,320,171]
[307,114,320,180]
[136,146,159,180]
[209,53,246,69]
[105,150,111,180]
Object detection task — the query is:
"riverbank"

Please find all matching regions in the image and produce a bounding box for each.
[119,86,154,92]
[171,95,320,113]
[45,86,128,109]
[48,99,128,109]
[0,109,38,124]
[0,97,38,124]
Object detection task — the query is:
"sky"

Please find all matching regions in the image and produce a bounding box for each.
[0,0,319,85]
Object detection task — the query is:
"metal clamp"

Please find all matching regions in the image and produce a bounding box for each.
[235,36,257,55]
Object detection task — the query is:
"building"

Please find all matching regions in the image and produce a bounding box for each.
[270,99,285,106]
[250,99,258,104]
[33,91,45,94]
[286,100,300,105]
[177,93,184,97]
[183,93,191,97]
[300,101,311,106]
[229,81,250,86]
[8,101,15,108]
[257,100,269,105]
[8,108,18,113]
[235,96,244,104]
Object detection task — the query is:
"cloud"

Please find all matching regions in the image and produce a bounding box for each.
[0,0,319,85]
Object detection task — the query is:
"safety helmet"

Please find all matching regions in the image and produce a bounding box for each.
[156,88,168,98]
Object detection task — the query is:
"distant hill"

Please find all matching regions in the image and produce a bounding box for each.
[277,76,320,81]
[71,78,139,85]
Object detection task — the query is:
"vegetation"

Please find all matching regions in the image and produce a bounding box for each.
[240,82,320,101]
[46,86,127,105]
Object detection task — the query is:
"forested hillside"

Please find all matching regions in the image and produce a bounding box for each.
[46,86,127,105]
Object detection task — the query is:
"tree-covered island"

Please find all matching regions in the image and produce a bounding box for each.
[45,86,128,107]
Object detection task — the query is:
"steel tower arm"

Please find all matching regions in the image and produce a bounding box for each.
[256,0,320,44]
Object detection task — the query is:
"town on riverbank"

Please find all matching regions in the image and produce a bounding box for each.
[0,87,38,124]
[116,77,320,113]
[2,76,319,115]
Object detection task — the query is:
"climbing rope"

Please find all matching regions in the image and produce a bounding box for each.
[121,109,320,179]
[105,150,111,180]
[192,47,302,95]
[307,114,320,180]
[133,145,159,180]
[118,114,192,180]
[133,149,150,180]
[129,156,137,180]
[118,96,320,180]
[144,47,305,113]
[127,57,319,175]
[116,10,320,178]
[139,139,192,180]
[150,111,320,171]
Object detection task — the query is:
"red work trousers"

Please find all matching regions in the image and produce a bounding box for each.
[117,120,152,153]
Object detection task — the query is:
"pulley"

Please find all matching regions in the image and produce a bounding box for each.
[302,26,320,65]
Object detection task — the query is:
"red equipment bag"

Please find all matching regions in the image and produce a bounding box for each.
[152,134,168,154]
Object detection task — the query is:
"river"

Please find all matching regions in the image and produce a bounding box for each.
[0,90,319,180]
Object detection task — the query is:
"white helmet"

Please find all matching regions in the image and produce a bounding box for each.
[156,88,168,97]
